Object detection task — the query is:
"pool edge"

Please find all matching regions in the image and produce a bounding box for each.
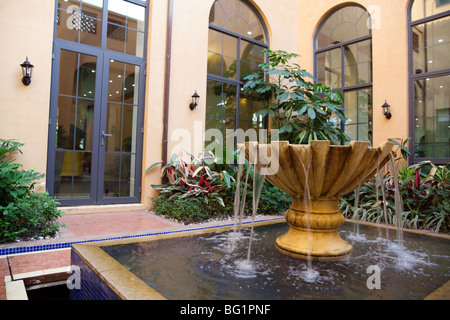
[70,219,283,300]
[70,218,450,300]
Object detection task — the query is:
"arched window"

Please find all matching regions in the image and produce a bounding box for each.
[206,0,269,146]
[314,5,373,144]
[409,0,450,163]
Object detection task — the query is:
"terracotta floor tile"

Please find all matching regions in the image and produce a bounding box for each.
[1,258,10,300]
[60,211,174,237]
[0,285,6,300]
[8,250,71,276]
[0,259,10,280]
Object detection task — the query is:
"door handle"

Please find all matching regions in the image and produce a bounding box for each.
[101,131,112,146]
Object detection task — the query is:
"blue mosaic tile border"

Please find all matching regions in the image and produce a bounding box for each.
[70,250,121,300]
[0,217,284,257]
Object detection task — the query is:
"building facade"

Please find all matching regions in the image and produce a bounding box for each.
[0,0,448,211]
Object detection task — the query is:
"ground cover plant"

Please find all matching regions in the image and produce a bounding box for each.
[0,139,63,243]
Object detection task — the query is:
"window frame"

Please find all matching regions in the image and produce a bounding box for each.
[408,0,450,164]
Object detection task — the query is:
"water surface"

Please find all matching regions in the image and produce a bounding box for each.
[102,222,450,300]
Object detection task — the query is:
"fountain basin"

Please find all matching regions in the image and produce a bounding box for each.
[242,140,394,260]
[70,220,450,300]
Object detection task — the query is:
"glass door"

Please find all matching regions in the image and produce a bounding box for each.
[49,47,101,203]
[48,47,144,205]
[48,0,148,206]
[100,58,142,201]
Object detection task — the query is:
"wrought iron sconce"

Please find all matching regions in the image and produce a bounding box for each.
[20,57,34,86]
[189,91,200,111]
[382,100,392,120]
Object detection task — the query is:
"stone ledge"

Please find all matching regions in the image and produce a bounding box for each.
[60,203,147,215]
[5,278,27,300]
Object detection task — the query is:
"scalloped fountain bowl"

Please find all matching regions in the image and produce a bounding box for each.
[243,140,394,260]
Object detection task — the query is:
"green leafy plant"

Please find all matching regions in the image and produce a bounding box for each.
[0,139,45,204]
[1,192,63,241]
[147,150,235,207]
[0,139,63,243]
[340,162,450,234]
[151,192,232,224]
[388,137,411,161]
[243,49,349,144]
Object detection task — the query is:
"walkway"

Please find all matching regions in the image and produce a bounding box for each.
[0,210,283,300]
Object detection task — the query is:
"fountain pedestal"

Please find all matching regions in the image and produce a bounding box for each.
[276,198,351,260]
[243,140,394,261]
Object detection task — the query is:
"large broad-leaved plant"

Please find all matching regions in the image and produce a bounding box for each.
[243,49,349,144]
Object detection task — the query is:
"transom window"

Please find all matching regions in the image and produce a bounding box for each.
[409,0,450,163]
[206,0,269,146]
[315,5,373,144]
[56,0,146,57]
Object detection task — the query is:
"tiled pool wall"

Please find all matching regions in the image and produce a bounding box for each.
[69,250,120,300]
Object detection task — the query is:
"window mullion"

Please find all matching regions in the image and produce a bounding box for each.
[101,0,109,49]
[340,45,345,89]
[409,10,450,27]
[206,73,244,86]
[209,24,268,48]
[411,68,450,81]
[315,34,371,53]
[236,38,241,129]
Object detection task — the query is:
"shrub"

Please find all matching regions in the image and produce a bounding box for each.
[0,139,64,243]
[152,193,232,224]
[0,139,44,204]
[151,185,289,225]
[258,182,291,215]
[1,192,63,242]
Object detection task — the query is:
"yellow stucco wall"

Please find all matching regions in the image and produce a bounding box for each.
[0,0,55,192]
[0,0,414,209]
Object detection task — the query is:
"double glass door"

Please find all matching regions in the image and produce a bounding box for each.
[47,44,144,205]
[48,0,147,205]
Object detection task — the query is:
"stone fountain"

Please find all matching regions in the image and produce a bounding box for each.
[243,140,394,260]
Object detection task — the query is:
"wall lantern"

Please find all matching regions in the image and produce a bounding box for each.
[381,100,392,120]
[20,57,34,86]
[189,91,200,110]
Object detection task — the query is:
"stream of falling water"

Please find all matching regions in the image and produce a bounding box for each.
[233,145,406,280]
[294,149,319,281]
[232,145,266,274]
[246,169,265,262]
[377,169,390,240]
[349,151,404,251]
[389,152,404,248]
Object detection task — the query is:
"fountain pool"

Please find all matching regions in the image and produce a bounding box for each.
[70,220,450,300]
